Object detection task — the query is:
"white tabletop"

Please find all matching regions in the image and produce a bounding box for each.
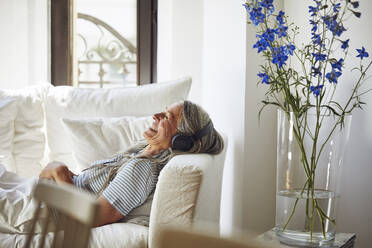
[256,228,356,248]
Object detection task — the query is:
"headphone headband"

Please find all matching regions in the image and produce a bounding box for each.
[192,121,214,141]
[171,121,214,152]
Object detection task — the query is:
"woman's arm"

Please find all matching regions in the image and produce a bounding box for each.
[95,196,124,227]
[39,161,75,184]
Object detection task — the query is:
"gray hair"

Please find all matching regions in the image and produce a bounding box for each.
[86,100,224,195]
[177,100,224,154]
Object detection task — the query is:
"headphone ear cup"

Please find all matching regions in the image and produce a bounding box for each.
[171,134,194,151]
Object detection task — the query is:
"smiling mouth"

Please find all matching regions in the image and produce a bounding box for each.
[149,127,157,133]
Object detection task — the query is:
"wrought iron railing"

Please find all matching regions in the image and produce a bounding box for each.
[76,13,137,88]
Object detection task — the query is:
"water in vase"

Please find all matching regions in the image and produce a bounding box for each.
[275,189,339,247]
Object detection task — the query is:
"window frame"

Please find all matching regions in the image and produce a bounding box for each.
[50,0,157,86]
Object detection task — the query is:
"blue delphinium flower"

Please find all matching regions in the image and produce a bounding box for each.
[323,15,346,37]
[272,46,289,68]
[262,28,276,42]
[285,43,296,55]
[310,20,318,33]
[253,38,270,53]
[356,47,369,59]
[312,53,327,62]
[276,25,288,38]
[311,66,322,77]
[310,85,324,96]
[335,26,346,36]
[308,1,321,16]
[331,58,344,71]
[351,1,359,8]
[277,11,285,25]
[259,0,274,10]
[333,3,341,12]
[326,70,342,83]
[249,7,265,26]
[312,34,324,47]
[242,3,251,12]
[341,39,350,50]
[353,11,361,18]
[258,72,270,84]
[308,6,319,17]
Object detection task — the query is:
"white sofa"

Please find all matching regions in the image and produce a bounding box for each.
[0,78,227,248]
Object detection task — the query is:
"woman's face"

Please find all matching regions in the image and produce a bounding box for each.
[143,102,183,148]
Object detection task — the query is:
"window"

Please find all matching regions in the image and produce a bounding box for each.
[50,0,157,87]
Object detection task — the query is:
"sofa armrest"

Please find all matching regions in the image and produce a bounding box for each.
[148,145,227,248]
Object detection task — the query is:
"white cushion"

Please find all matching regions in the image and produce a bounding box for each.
[62,116,153,172]
[90,222,148,248]
[12,85,50,178]
[44,77,191,172]
[0,91,18,172]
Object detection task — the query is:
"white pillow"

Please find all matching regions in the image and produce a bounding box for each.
[45,77,191,172]
[0,91,18,172]
[12,85,50,177]
[62,116,153,172]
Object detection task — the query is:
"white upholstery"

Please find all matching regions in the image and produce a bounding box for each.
[0,78,228,248]
[149,137,227,248]
[12,86,49,178]
[0,85,49,176]
[45,77,191,172]
[0,90,18,172]
[62,116,153,171]
[0,164,148,248]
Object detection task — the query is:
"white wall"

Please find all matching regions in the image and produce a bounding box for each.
[202,0,247,232]
[242,0,283,234]
[0,0,29,89]
[158,0,279,234]
[157,0,204,104]
[0,0,48,89]
[284,1,372,247]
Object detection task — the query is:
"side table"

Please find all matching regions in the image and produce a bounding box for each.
[256,228,356,248]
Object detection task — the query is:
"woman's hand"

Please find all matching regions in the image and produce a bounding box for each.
[39,161,76,184]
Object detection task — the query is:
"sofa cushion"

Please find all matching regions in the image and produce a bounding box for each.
[0,91,18,172]
[12,85,49,178]
[89,222,148,248]
[61,116,152,171]
[44,77,191,172]
[0,85,49,177]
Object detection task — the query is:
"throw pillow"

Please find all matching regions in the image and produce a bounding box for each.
[62,116,153,172]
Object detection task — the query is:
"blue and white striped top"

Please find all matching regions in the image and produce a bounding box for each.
[72,153,163,216]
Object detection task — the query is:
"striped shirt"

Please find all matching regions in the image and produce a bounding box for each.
[72,153,163,216]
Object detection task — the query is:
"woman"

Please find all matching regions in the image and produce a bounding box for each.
[39,100,224,227]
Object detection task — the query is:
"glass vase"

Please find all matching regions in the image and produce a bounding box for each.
[275,109,352,247]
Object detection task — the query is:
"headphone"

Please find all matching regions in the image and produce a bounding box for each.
[171,121,214,151]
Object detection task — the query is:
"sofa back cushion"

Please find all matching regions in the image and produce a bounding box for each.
[0,85,48,176]
[12,85,49,177]
[0,91,18,172]
[44,77,191,172]
[62,116,152,171]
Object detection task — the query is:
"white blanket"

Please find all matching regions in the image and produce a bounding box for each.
[0,164,149,247]
[0,164,51,235]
